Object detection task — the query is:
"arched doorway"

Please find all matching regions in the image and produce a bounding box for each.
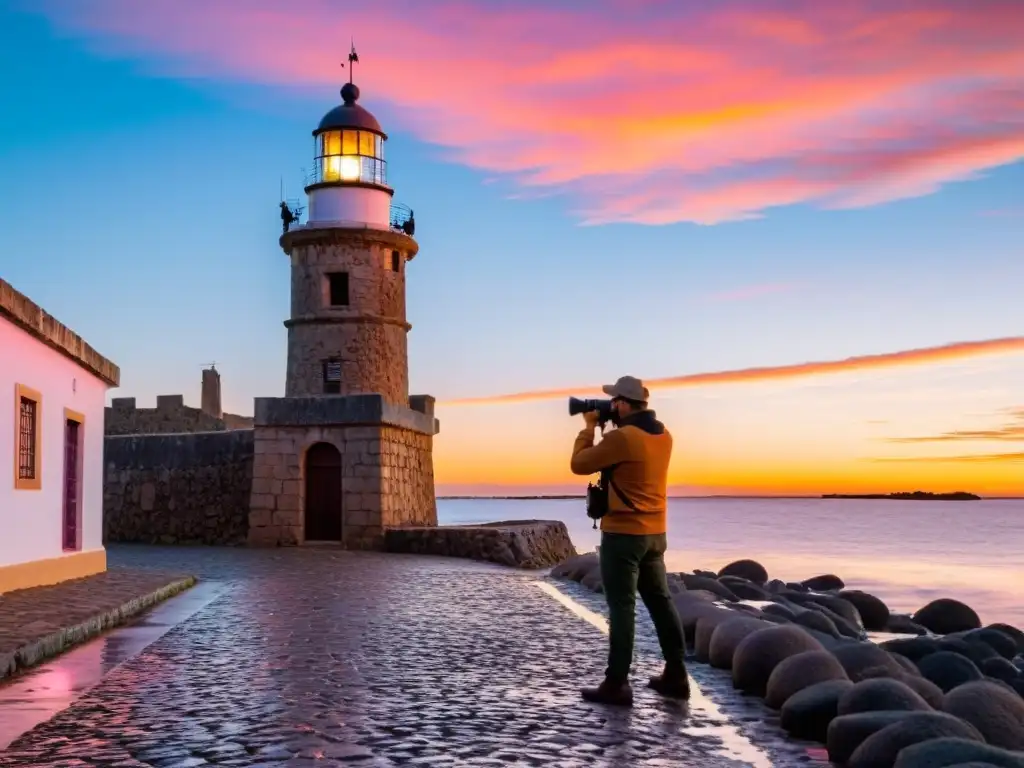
[304,442,342,542]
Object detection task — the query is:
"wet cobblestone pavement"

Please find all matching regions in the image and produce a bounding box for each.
[0,546,820,767]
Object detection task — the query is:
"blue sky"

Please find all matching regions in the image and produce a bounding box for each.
[2,3,1022,494]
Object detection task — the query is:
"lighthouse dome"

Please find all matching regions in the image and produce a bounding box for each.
[314,83,385,137]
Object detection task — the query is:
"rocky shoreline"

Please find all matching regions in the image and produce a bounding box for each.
[551,552,1024,767]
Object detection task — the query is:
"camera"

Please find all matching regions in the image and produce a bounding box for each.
[568,396,613,425]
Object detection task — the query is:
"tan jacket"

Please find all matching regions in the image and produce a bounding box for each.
[570,410,672,535]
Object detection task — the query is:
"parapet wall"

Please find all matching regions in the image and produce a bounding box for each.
[105,395,254,436]
[104,430,255,545]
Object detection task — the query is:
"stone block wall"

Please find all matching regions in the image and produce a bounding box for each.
[104,430,254,545]
[248,423,435,549]
[380,427,436,528]
[105,396,254,436]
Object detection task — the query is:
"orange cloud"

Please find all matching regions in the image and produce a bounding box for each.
[441,336,1024,406]
[32,0,1024,225]
[870,453,1024,464]
[884,408,1024,444]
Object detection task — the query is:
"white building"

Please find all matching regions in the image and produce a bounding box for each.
[0,279,119,594]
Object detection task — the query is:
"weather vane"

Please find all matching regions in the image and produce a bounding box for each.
[340,40,359,84]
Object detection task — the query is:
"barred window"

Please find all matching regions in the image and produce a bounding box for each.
[322,358,342,394]
[18,396,37,480]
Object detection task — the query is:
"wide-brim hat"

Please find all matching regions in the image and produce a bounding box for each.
[601,375,649,402]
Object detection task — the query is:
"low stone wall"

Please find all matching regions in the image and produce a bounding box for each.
[105,396,254,436]
[384,520,577,569]
[104,430,255,545]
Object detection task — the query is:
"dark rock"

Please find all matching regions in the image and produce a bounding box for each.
[759,611,794,626]
[827,711,921,766]
[802,574,846,591]
[765,650,849,710]
[786,581,811,592]
[833,642,909,682]
[718,559,769,586]
[886,613,930,635]
[766,578,789,593]
[901,673,946,708]
[881,637,942,662]
[982,657,1021,683]
[780,679,854,742]
[939,638,1001,669]
[694,613,741,663]
[803,601,866,640]
[708,617,772,669]
[718,576,772,600]
[732,624,825,696]
[763,602,799,621]
[918,651,984,692]
[784,591,865,633]
[914,598,983,635]
[840,590,891,631]
[673,592,735,648]
[967,628,1020,661]
[985,623,1024,655]
[580,565,603,593]
[679,573,739,601]
[847,712,985,768]
[1012,679,1024,699]
[554,552,599,581]
[692,569,719,579]
[943,680,1024,750]
[890,652,923,677]
[794,609,842,639]
[836,677,933,716]
[893,737,1024,768]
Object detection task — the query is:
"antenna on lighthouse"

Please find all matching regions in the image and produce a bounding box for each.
[340,40,359,84]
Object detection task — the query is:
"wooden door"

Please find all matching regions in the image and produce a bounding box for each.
[62,419,81,551]
[304,442,342,541]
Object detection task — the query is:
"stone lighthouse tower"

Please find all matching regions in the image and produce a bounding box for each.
[248,51,439,549]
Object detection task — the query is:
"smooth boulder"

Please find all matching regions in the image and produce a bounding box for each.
[580,565,603,592]
[900,674,945,708]
[837,677,933,716]
[718,559,769,586]
[794,609,843,639]
[694,613,739,662]
[918,651,985,692]
[780,679,854,742]
[982,656,1021,683]
[985,623,1024,655]
[893,737,1024,768]
[708,617,771,669]
[552,552,598,580]
[847,712,984,768]
[678,574,739,602]
[765,650,849,710]
[802,574,846,591]
[914,598,983,635]
[966,628,1020,661]
[942,680,1024,751]
[718,576,772,600]
[887,614,930,635]
[881,637,941,663]
[732,624,826,696]
[827,711,921,766]
[833,642,908,682]
[840,590,892,632]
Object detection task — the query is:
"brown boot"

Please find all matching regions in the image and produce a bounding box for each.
[648,664,690,700]
[581,678,634,707]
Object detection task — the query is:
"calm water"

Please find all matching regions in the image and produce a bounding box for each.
[438,497,1024,628]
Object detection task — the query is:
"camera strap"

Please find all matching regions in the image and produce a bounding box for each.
[608,474,640,513]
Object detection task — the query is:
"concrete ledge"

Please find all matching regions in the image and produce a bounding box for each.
[0,570,197,682]
[255,394,439,435]
[384,520,577,569]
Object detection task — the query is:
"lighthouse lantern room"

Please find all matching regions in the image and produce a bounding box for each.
[305,64,392,228]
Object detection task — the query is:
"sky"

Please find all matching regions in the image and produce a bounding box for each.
[1,0,1022,497]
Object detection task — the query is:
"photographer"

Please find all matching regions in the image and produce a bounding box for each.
[569,376,689,706]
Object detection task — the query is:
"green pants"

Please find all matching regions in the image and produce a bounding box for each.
[600,532,686,682]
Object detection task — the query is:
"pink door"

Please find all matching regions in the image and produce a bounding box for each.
[63,419,80,551]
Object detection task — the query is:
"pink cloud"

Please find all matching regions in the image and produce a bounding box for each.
[31,0,1024,225]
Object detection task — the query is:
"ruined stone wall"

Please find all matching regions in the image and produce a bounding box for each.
[380,427,436,528]
[283,233,410,405]
[105,396,254,436]
[104,430,254,545]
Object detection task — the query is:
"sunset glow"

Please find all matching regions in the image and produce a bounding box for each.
[3,1,1022,499]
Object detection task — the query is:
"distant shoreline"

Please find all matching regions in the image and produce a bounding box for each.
[439,493,1017,500]
[822,491,981,501]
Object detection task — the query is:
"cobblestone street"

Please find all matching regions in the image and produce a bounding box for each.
[0,546,813,767]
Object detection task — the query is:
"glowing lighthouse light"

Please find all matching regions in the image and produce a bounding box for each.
[306,45,392,228]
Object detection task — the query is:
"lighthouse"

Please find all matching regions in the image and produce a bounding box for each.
[248,48,439,550]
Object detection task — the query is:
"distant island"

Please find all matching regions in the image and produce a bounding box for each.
[822,491,981,501]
